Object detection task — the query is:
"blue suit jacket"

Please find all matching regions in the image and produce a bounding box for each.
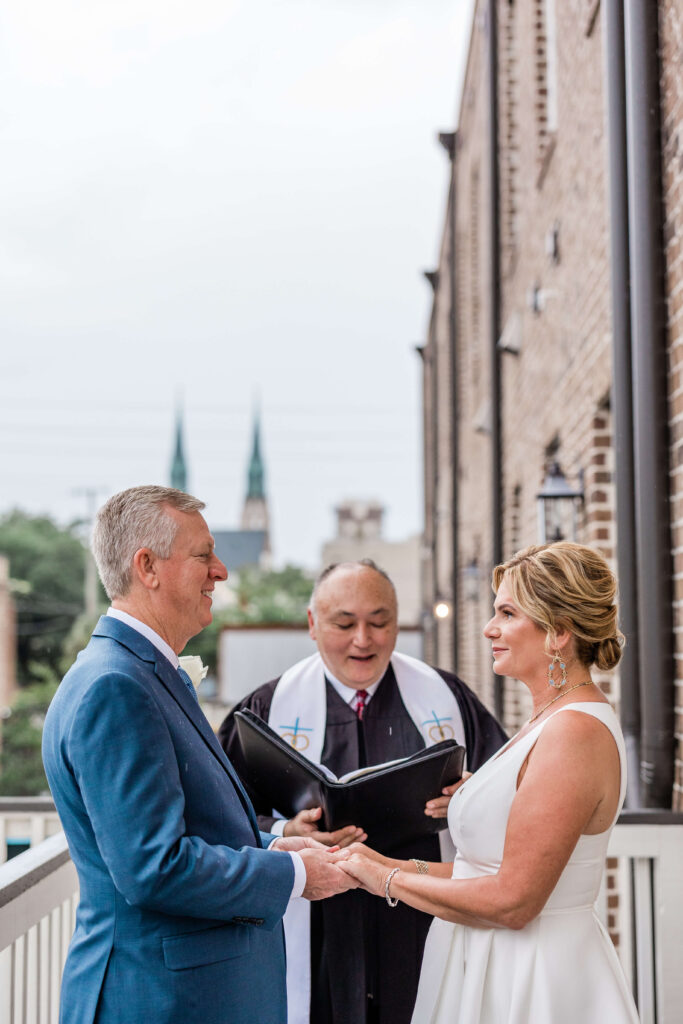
[42,616,293,1024]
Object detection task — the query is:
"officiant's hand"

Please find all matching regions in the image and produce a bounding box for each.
[283,807,367,848]
[424,773,472,818]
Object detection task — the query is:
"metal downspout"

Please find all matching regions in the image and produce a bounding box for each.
[429,297,440,667]
[487,1,503,721]
[439,131,459,670]
[416,344,431,661]
[623,2,674,807]
[603,0,641,807]
[450,154,459,671]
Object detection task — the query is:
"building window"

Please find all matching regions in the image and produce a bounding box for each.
[533,0,558,185]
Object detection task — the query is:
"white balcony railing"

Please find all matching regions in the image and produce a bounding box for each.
[0,805,681,1023]
[605,811,683,1024]
[0,831,78,1024]
[0,798,62,866]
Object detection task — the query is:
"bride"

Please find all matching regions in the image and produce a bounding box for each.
[339,542,640,1023]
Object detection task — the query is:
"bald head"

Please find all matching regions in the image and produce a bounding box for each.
[307,561,399,690]
[309,560,397,622]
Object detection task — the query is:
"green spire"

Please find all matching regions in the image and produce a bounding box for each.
[246,413,265,500]
[170,407,187,492]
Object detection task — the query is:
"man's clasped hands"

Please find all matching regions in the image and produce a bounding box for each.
[270,834,391,900]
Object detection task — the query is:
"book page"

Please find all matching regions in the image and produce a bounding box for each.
[338,755,409,784]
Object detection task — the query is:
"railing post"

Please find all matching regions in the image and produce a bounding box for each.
[609,812,683,1023]
[632,857,656,1023]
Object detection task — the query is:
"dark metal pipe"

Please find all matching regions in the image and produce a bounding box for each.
[430,330,439,667]
[416,344,434,663]
[439,131,460,670]
[603,0,641,807]
[623,1,674,807]
[449,163,459,670]
[424,283,440,666]
[487,1,504,721]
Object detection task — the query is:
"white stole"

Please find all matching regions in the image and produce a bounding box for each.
[269,652,465,1024]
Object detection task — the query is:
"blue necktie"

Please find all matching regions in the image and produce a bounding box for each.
[178,667,200,704]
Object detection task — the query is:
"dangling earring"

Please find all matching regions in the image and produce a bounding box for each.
[548,652,567,689]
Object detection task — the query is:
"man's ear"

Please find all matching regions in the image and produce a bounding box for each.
[307,607,316,640]
[132,548,160,591]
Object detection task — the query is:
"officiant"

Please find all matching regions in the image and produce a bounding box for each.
[218,560,506,1024]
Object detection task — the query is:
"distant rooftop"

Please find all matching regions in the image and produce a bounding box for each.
[213,529,267,572]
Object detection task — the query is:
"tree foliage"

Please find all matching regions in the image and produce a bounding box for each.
[0,524,314,788]
[224,564,313,624]
[0,677,57,795]
[183,565,314,678]
[0,510,95,683]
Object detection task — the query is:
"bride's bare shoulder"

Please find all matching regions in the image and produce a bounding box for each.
[535,704,619,762]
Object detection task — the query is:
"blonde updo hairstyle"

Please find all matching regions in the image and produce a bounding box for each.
[492,542,624,671]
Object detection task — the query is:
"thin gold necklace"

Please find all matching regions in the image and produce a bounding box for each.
[527,680,594,725]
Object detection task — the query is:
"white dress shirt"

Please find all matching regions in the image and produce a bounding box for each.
[324,667,382,707]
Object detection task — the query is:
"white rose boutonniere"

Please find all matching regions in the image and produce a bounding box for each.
[178,655,209,690]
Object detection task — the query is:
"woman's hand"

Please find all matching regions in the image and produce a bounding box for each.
[342,842,395,868]
[424,772,472,818]
[339,852,393,898]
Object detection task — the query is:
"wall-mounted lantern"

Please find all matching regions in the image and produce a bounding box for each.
[536,462,584,543]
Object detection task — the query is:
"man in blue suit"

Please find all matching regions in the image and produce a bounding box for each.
[43,485,354,1024]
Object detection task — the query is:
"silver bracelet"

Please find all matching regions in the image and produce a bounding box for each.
[385,867,400,907]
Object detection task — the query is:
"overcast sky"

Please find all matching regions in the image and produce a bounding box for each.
[0,0,475,569]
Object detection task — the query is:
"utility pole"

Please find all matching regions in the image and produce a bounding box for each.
[73,488,108,619]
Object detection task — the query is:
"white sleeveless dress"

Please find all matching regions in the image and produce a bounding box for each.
[411,703,640,1023]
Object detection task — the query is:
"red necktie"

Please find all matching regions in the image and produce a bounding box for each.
[354,689,369,720]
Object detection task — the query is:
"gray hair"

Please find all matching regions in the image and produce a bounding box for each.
[92,485,206,599]
[309,559,397,621]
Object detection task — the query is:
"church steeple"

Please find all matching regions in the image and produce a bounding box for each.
[246,415,265,500]
[241,408,270,544]
[170,405,188,492]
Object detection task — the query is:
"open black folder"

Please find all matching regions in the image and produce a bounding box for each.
[234,708,466,850]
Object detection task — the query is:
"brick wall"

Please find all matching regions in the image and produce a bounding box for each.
[420,0,683,969]
[422,0,681,801]
[450,0,613,732]
[422,183,456,669]
[659,0,683,810]
[452,15,496,707]
[0,557,16,715]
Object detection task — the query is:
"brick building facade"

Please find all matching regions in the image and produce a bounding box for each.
[0,556,16,717]
[660,0,683,808]
[422,0,682,811]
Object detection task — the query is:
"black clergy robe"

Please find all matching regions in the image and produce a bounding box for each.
[218,664,507,1024]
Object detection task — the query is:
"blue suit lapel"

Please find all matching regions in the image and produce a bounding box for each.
[152,654,262,842]
[92,616,262,846]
